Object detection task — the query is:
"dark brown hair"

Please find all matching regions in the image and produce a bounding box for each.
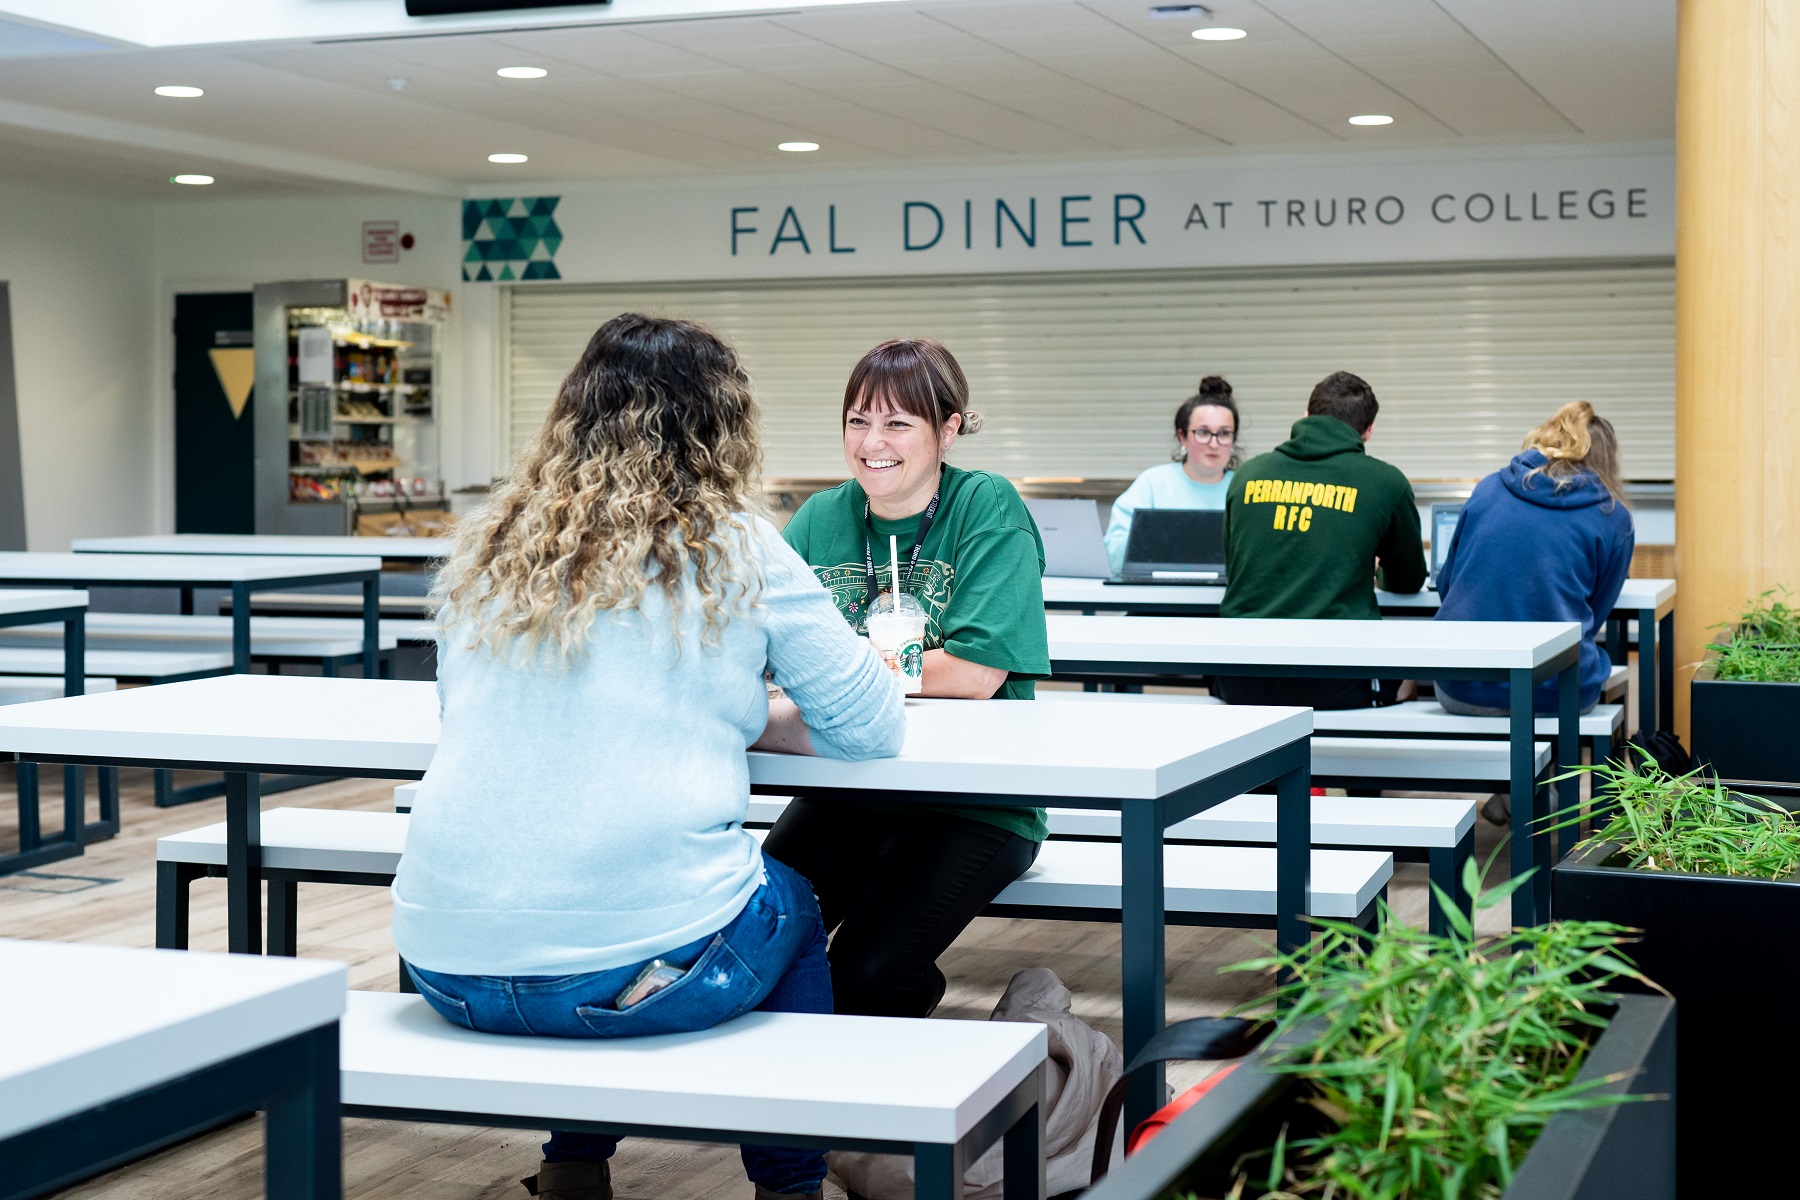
[1307,370,1379,434]
[1174,375,1241,469]
[842,338,983,434]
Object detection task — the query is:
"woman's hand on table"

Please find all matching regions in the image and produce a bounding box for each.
[753,696,817,756]
[920,649,1007,699]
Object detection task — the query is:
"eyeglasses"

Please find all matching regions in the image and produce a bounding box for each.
[1186,427,1235,445]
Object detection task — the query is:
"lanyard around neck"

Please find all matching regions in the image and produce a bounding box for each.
[864,482,941,608]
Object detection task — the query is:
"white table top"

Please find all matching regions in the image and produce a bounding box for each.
[0,589,86,619]
[0,552,382,584]
[1048,613,1580,672]
[1041,576,1677,619]
[0,939,344,1140]
[0,675,1312,802]
[343,991,1043,1144]
[0,614,399,656]
[73,534,449,561]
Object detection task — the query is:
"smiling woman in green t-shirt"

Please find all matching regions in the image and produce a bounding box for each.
[767,338,1050,1018]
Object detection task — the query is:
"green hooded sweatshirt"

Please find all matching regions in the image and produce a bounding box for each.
[1221,415,1427,620]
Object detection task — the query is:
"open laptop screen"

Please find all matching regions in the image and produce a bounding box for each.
[1430,503,1464,578]
[1121,509,1227,579]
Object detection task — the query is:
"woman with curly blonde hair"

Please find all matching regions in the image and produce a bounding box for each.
[393,313,904,1200]
[1433,399,1635,722]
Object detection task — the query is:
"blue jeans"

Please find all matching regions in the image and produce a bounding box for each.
[408,855,832,1194]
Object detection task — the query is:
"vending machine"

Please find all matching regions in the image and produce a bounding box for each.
[252,278,451,535]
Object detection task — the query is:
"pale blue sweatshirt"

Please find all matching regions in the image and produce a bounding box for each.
[392,516,906,978]
[1104,462,1235,574]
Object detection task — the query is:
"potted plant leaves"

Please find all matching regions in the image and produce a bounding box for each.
[1689,587,1800,787]
[1552,751,1800,1198]
[1085,862,1675,1200]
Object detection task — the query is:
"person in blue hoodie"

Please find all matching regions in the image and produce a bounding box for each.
[1433,400,1635,718]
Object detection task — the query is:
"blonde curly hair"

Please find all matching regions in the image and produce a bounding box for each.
[1521,400,1627,509]
[435,313,765,661]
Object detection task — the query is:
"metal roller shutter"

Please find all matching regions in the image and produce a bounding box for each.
[502,259,1673,484]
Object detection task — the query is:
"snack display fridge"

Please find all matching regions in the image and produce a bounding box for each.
[252,278,451,535]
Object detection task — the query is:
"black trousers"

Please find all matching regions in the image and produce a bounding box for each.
[762,798,1039,1018]
[1215,674,1403,709]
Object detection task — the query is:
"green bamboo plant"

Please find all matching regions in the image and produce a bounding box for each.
[1556,751,1800,879]
[1163,861,1652,1200]
[1705,587,1800,683]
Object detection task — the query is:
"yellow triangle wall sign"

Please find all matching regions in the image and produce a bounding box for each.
[208,347,255,419]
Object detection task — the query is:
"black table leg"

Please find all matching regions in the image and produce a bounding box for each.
[62,612,85,850]
[265,1023,342,1200]
[913,1142,960,1200]
[225,771,262,954]
[1275,758,1312,956]
[1001,1071,1046,1200]
[230,583,252,673]
[362,575,380,678]
[1120,800,1166,1130]
[1555,664,1582,876]
[1658,611,1675,734]
[1509,668,1538,927]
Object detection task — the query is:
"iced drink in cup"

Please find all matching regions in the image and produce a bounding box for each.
[867,592,926,695]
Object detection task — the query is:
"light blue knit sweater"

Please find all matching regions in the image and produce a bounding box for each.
[392,517,905,977]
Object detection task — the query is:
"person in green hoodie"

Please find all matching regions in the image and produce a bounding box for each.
[1218,370,1427,708]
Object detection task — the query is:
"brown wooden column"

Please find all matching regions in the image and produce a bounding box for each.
[1674,0,1800,736]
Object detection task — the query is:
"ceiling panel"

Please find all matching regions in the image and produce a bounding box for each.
[0,0,1676,197]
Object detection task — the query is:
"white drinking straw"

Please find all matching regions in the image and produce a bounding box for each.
[890,534,902,598]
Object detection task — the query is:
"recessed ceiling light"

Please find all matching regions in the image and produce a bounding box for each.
[487,152,529,164]
[1191,27,1246,40]
[777,141,820,152]
[496,66,548,79]
[154,85,204,98]
[170,174,214,185]
[1348,114,1394,126]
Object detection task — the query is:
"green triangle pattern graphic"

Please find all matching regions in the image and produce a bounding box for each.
[462,196,563,283]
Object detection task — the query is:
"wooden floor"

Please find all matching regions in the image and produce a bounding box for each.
[1,766,1511,1200]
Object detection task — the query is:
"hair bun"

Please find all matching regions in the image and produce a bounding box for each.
[960,410,985,435]
[1197,375,1232,399]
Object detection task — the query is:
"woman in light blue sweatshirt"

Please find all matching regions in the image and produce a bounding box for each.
[393,314,906,1200]
[1103,376,1241,574]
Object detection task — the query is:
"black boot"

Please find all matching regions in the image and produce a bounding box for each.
[521,1160,612,1200]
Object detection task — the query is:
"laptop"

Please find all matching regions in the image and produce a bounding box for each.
[1023,499,1111,579]
[1428,503,1463,589]
[1115,509,1228,584]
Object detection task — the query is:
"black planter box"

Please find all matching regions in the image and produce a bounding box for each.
[1084,993,1675,1200]
[1554,842,1799,1199]
[1690,673,1800,787]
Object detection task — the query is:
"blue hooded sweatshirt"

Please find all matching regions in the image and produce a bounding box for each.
[1433,449,1634,712]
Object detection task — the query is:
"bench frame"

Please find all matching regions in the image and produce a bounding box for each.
[345,1058,1047,1200]
[0,1023,339,1200]
[0,602,96,877]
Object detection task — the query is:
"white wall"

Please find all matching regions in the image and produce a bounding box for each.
[0,180,154,549]
[149,192,478,530]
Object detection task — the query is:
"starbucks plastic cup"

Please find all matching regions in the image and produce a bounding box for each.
[867,592,926,695]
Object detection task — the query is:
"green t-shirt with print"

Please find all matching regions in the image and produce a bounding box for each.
[783,464,1051,842]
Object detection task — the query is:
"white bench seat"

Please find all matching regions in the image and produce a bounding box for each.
[341,991,1047,1194]
[995,840,1391,921]
[156,807,1392,950]
[0,675,117,703]
[0,646,231,680]
[0,613,398,658]
[1312,736,1551,781]
[158,808,408,875]
[1038,690,1622,739]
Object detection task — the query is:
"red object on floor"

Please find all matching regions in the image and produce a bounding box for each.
[1127,1064,1239,1154]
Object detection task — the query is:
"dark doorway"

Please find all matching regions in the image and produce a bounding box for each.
[174,292,255,533]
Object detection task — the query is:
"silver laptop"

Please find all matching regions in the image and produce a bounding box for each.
[1116,509,1228,584]
[1428,503,1463,589]
[1023,499,1111,579]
